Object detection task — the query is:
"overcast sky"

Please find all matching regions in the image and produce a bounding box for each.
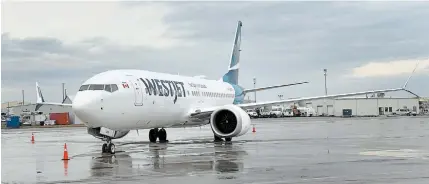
[2,1,429,103]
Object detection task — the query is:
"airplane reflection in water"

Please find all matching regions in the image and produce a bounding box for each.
[90,142,247,178]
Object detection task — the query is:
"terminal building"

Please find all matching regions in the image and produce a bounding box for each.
[301,91,420,116]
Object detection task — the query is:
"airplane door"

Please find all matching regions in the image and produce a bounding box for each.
[128,77,143,106]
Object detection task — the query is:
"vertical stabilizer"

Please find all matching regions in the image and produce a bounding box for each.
[222,21,242,85]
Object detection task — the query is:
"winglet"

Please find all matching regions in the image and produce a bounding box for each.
[403,60,420,89]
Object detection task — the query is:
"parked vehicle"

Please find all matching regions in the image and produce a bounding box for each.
[246,109,258,118]
[259,107,271,118]
[270,106,284,118]
[297,107,315,117]
[393,108,417,116]
[282,108,293,117]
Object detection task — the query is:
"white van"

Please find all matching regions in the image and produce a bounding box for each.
[282,108,293,117]
[297,107,315,117]
[270,106,284,118]
[246,109,258,118]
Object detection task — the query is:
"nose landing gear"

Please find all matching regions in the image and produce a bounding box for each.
[102,138,115,154]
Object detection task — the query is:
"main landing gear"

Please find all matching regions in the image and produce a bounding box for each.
[149,128,168,143]
[102,138,115,154]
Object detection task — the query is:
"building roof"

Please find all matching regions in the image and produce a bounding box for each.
[1,101,32,109]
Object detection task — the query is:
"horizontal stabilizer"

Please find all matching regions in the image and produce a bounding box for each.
[243,81,309,94]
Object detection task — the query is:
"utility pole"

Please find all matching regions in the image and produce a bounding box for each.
[278,94,284,108]
[22,90,25,106]
[62,83,65,101]
[253,78,257,103]
[324,69,328,116]
[324,69,327,96]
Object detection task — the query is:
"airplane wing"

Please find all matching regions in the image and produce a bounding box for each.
[188,86,407,121]
[189,62,420,119]
[242,81,309,94]
[237,87,405,109]
[35,82,72,111]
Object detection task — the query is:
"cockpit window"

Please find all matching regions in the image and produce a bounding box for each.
[79,85,89,91]
[79,84,119,93]
[104,84,112,92]
[111,84,118,92]
[89,84,104,90]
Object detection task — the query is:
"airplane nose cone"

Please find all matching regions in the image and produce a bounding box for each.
[72,91,103,126]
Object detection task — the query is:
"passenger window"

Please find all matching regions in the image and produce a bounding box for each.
[104,85,112,92]
[89,84,104,90]
[79,85,89,91]
[111,84,118,92]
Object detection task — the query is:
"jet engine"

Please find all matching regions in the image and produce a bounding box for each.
[87,127,130,139]
[210,104,251,138]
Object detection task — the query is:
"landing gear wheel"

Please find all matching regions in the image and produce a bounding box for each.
[107,143,115,154]
[158,128,168,143]
[225,137,232,142]
[102,143,108,153]
[214,135,223,142]
[149,128,158,143]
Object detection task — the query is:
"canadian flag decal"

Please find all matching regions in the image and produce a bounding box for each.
[122,83,129,88]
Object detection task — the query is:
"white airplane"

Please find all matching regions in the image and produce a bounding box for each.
[35,21,410,154]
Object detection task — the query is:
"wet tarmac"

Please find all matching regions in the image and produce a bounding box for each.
[2,116,429,184]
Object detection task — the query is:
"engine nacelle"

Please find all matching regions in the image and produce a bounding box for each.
[87,127,130,139]
[210,104,251,138]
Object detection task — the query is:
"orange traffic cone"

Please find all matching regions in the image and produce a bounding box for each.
[252,125,256,133]
[62,143,70,160]
[31,133,35,142]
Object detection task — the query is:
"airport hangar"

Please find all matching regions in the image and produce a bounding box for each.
[299,90,420,117]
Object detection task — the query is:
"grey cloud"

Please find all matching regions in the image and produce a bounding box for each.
[164,1,429,70]
[2,1,429,102]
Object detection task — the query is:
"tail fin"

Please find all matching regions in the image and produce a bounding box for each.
[36,82,45,103]
[35,82,72,111]
[222,20,242,85]
[35,82,45,111]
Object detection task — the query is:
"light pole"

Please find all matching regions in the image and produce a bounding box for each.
[22,90,25,106]
[253,78,256,103]
[324,69,327,96]
[62,83,65,101]
[324,69,328,116]
[278,94,284,108]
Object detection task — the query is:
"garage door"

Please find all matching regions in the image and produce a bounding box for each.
[317,106,323,116]
[327,105,334,116]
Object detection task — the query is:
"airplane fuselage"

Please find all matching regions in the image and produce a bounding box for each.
[73,69,244,130]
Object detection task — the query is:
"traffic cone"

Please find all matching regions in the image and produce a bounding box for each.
[252,125,256,133]
[62,143,70,160]
[31,133,35,143]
